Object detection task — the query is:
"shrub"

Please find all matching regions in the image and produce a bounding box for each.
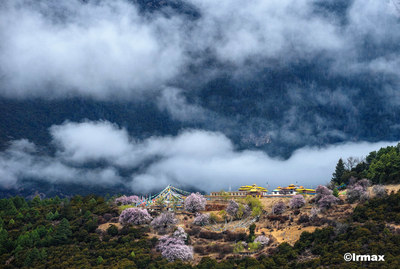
[334,222,349,236]
[224,231,247,241]
[233,242,245,253]
[187,227,201,236]
[184,193,206,213]
[107,224,119,236]
[298,214,310,224]
[289,195,306,209]
[209,213,219,223]
[150,212,177,232]
[267,215,289,222]
[193,213,210,226]
[254,235,269,246]
[251,206,262,217]
[221,244,234,254]
[199,231,223,240]
[272,201,286,215]
[244,196,263,210]
[248,242,261,251]
[318,195,339,210]
[194,245,206,255]
[237,204,251,219]
[226,200,239,217]
[119,208,152,225]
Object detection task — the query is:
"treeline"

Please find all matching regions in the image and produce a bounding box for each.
[1,191,400,268]
[332,143,400,185]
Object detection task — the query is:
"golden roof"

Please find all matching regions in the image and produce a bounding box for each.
[238,183,267,192]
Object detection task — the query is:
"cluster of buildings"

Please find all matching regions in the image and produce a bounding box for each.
[271,184,316,195]
[209,183,316,198]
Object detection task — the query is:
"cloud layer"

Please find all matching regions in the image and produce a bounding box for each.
[0,0,185,99]
[0,120,395,193]
[1,0,399,99]
[0,0,400,194]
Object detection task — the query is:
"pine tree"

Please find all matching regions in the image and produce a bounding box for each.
[332,158,345,185]
[53,218,72,244]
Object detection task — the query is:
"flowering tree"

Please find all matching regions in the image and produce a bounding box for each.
[115,195,140,205]
[272,201,286,215]
[289,195,306,209]
[157,228,193,261]
[318,195,339,210]
[241,204,252,218]
[347,179,371,203]
[184,193,206,213]
[119,208,152,225]
[356,179,371,189]
[315,185,332,202]
[254,235,270,246]
[347,185,369,203]
[310,207,319,220]
[372,185,386,198]
[158,240,193,261]
[193,213,210,226]
[226,200,239,217]
[150,212,177,232]
[172,226,187,241]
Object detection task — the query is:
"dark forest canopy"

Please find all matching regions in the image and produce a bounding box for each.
[332,143,400,186]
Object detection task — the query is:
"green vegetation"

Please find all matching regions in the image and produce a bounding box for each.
[1,190,400,268]
[367,144,400,184]
[332,158,346,185]
[332,143,400,185]
[352,190,400,223]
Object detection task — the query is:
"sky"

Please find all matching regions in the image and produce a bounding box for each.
[0,0,399,194]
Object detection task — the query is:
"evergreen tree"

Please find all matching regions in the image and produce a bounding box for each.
[1,199,18,216]
[53,218,72,244]
[248,224,256,243]
[332,158,346,185]
[332,188,339,197]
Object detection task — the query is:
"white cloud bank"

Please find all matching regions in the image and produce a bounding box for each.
[0,0,399,99]
[0,0,185,99]
[0,120,396,192]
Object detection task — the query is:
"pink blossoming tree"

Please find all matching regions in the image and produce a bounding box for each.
[289,195,306,209]
[272,201,286,215]
[184,193,206,213]
[119,208,152,225]
[254,235,270,246]
[193,213,210,226]
[150,212,177,233]
[156,227,193,261]
[115,195,141,205]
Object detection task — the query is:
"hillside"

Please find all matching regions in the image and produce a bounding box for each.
[1,184,399,268]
